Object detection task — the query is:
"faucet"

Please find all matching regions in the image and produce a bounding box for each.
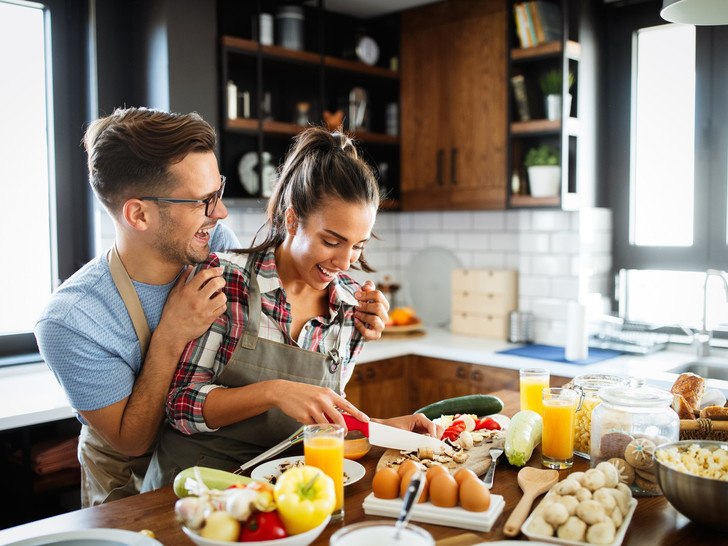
[694,269,728,358]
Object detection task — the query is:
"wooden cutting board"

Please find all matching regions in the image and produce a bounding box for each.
[376,431,506,477]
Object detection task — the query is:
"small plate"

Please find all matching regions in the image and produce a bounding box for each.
[6,528,162,545]
[521,498,637,546]
[251,456,365,486]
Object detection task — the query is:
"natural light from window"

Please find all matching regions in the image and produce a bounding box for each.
[631,24,695,247]
[0,2,54,336]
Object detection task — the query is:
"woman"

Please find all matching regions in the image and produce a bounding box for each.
[143,127,440,490]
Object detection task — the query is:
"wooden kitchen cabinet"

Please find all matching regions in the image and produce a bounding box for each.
[400,0,508,211]
[344,356,411,417]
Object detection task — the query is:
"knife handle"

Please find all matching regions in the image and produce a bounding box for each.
[326,413,370,437]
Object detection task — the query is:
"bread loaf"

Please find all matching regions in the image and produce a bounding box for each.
[672,393,695,420]
[670,373,705,414]
[699,405,728,420]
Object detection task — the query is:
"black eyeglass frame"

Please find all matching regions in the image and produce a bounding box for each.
[140,175,226,217]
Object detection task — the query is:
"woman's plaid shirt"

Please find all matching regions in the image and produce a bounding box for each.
[166,248,365,434]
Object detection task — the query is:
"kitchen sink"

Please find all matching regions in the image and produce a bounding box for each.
[667,357,728,381]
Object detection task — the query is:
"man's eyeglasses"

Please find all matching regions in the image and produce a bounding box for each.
[140,175,226,217]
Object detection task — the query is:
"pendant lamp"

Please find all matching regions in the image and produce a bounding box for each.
[661,0,728,25]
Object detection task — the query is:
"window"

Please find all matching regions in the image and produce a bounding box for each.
[606,3,728,331]
[0,0,91,361]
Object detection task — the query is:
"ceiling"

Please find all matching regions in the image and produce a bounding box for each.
[304,0,444,19]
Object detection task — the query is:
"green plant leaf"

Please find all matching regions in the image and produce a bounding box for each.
[524,145,559,167]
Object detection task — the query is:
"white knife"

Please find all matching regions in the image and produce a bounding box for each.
[341,414,448,452]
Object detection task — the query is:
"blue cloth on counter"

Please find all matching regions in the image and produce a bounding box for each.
[496,344,623,365]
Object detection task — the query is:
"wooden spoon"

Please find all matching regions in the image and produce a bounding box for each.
[503,467,559,537]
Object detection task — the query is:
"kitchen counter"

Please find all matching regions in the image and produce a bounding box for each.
[0,389,721,545]
[4,327,727,431]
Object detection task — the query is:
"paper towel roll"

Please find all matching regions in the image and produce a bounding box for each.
[565,301,588,361]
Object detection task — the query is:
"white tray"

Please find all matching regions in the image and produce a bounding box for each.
[362,492,504,532]
[521,498,637,545]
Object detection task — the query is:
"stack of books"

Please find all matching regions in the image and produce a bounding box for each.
[513,1,562,49]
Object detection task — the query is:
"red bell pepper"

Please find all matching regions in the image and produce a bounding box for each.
[241,511,288,542]
[473,417,501,431]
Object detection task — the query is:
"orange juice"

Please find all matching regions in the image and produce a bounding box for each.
[304,435,344,512]
[542,398,576,462]
[520,375,549,414]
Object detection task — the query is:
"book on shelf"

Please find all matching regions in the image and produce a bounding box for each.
[522,2,538,47]
[527,2,545,45]
[513,3,532,48]
[531,1,563,44]
[511,74,531,121]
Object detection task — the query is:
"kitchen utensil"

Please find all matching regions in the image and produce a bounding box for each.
[394,470,426,540]
[234,426,304,475]
[482,447,503,489]
[503,467,559,537]
[340,414,448,452]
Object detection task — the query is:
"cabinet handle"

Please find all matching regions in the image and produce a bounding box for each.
[451,148,458,185]
[437,149,444,186]
[365,367,376,380]
[354,370,363,382]
[471,370,483,382]
[456,366,467,379]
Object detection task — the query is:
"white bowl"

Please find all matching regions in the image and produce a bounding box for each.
[182,515,330,546]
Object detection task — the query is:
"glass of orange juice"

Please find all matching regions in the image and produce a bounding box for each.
[519,368,550,414]
[304,423,345,520]
[542,387,579,469]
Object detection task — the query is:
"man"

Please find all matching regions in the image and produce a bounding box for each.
[35,107,240,506]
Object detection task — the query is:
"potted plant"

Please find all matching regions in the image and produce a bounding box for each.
[539,69,575,121]
[524,145,560,197]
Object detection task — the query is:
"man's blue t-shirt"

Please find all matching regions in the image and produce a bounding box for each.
[35,223,240,422]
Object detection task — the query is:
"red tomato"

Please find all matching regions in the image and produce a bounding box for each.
[241,511,288,542]
[474,417,501,431]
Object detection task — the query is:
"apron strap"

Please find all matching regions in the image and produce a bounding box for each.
[108,244,152,359]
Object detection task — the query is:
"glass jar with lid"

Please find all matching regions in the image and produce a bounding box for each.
[590,379,679,496]
[572,374,626,459]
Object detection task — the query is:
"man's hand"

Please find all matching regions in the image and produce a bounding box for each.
[354,281,390,341]
[155,266,227,351]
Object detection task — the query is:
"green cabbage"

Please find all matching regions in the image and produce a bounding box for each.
[505,410,543,467]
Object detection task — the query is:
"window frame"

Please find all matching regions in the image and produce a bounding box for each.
[606,2,728,290]
[0,0,92,360]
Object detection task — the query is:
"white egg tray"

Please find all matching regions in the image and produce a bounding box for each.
[362,492,505,532]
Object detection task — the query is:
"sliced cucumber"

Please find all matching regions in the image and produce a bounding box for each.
[173,466,253,497]
[414,394,504,420]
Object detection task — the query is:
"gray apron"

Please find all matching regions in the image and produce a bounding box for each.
[142,255,347,490]
[78,245,154,507]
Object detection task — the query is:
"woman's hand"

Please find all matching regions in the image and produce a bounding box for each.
[354,281,390,341]
[273,381,369,428]
[375,414,444,440]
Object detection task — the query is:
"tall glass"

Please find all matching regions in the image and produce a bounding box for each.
[519,368,550,414]
[304,424,345,521]
[542,388,579,469]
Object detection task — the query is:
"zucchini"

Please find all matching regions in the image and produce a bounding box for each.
[414,394,504,420]
[504,410,543,467]
[173,466,253,497]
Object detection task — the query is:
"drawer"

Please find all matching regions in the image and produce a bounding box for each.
[450,311,509,339]
[451,269,518,294]
[451,290,517,315]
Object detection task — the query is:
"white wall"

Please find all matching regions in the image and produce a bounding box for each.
[95,203,613,346]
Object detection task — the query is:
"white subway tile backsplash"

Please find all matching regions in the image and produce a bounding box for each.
[413,212,441,230]
[457,232,491,250]
[519,276,551,298]
[470,253,507,269]
[531,210,574,232]
[506,210,530,231]
[472,211,507,231]
[518,232,550,253]
[551,277,582,300]
[442,211,472,230]
[551,232,580,253]
[428,232,456,249]
[531,255,572,276]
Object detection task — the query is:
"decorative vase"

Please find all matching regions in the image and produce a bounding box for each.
[527,165,561,197]
[545,93,572,121]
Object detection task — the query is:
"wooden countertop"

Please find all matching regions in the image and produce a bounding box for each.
[0,390,722,545]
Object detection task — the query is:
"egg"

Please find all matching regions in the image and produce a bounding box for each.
[399,468,428,502]
[426,464,449,484]
[453,467,478,485]
[459,475,491,512]
[372,467,400,499]
[429,472,459,508]
[397,459,420,477]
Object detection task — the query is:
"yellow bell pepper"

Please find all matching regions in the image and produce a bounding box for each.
[273,465,336,535]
